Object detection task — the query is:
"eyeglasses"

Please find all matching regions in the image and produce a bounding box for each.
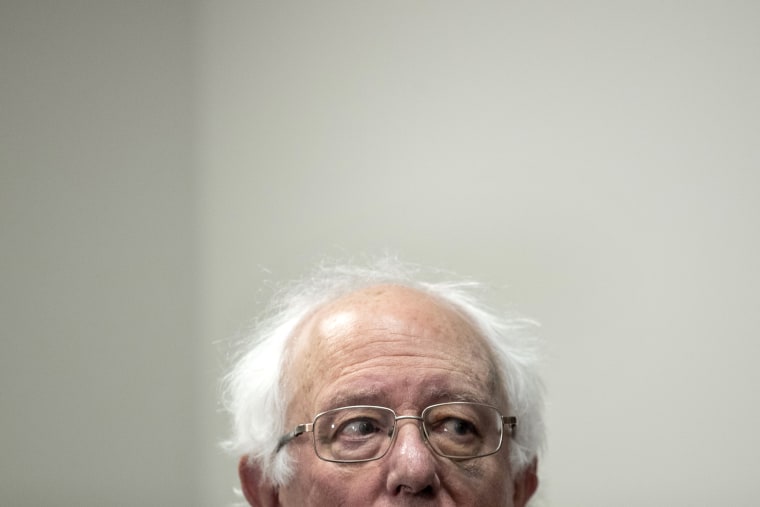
[276,402,517,463]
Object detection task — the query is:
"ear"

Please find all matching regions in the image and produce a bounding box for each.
[512,458,539,507]
[238,456,280,507]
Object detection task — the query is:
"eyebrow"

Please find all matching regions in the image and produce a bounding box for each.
[328,387,384,409]
[426,386,491,404]
[323,384,493,412]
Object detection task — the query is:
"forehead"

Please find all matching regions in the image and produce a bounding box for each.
[286,285,503,415]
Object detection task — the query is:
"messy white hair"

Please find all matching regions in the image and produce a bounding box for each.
[222,258,545,486]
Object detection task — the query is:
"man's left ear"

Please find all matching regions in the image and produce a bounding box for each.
[238,456,280,507]
[512,457,539,507]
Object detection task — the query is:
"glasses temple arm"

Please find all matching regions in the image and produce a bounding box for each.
[502,416,517,436]
[275,423,313,453]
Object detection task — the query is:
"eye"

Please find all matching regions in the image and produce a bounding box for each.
[316,407,395,452]
[438,417,479,437]
[331,417,386,442]
[341,418,380,437]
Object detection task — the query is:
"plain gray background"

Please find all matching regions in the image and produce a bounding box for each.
[2,1,759,506]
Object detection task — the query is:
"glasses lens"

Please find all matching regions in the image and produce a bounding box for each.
[313,406,395,462]
[422,403,504,458]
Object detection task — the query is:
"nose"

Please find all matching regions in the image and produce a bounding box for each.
[385,417,441,496]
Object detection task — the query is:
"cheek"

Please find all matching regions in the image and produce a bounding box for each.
[444,456,515,504]
[280,451,384,505]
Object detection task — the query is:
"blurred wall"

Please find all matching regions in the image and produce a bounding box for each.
[1,2,199,506]
[2,1,759,506]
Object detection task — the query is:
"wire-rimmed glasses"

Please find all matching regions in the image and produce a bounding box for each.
[276,401,517,463]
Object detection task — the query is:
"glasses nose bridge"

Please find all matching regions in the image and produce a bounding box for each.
[395,414,424,423]
[391,413,428,441]
[394,413,425,428]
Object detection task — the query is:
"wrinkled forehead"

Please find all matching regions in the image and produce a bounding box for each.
[288,284,494,363]
[282,284,506,412]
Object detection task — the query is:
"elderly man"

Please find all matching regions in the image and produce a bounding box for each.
[224,261,544,506]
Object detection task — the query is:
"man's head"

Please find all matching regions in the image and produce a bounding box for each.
[224,261,544,506]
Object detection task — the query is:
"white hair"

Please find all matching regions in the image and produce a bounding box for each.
[222,258,545,486]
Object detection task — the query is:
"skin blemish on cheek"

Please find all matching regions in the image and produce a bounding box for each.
[451,456,492,479]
